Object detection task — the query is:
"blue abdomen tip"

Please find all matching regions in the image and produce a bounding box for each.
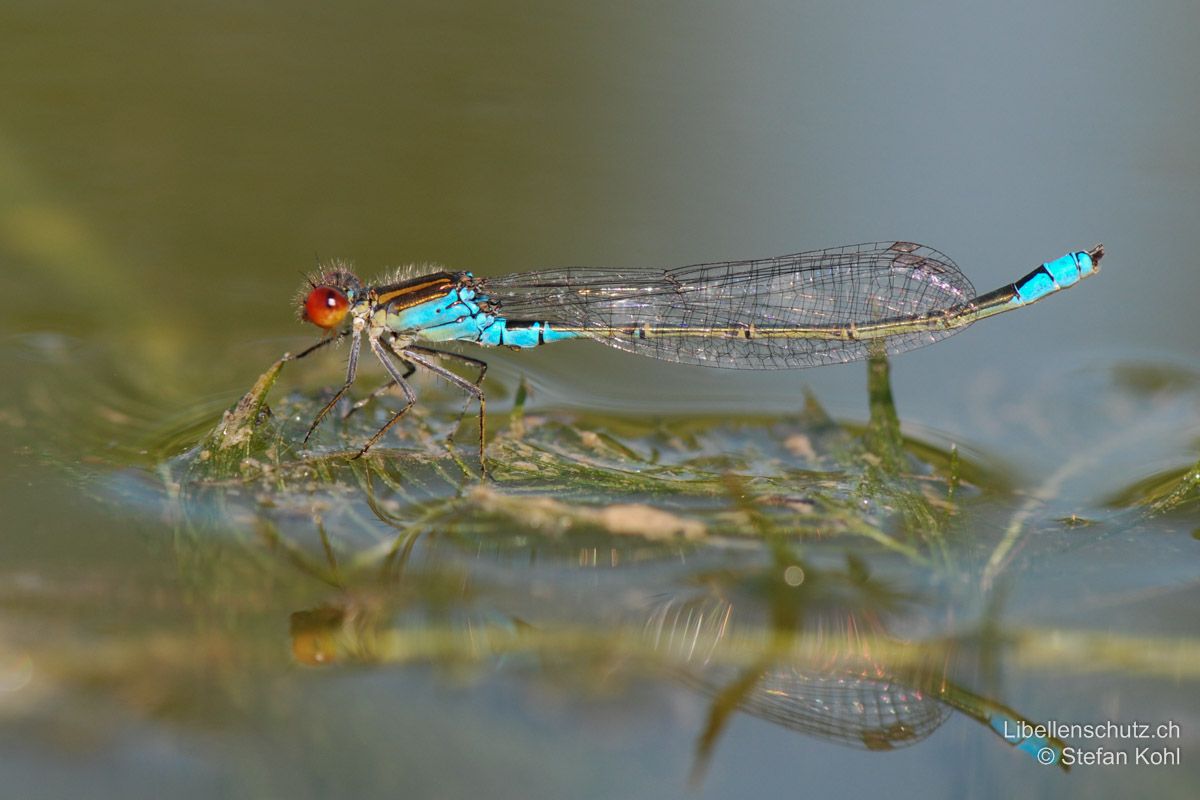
[1042,253,1084,287]
[1074,251,1095,276]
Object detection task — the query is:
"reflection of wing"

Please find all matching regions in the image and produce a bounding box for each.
[643,593,948,750]
[644,591,1068,769]
[690,667,945,750]
[480,242,975,369]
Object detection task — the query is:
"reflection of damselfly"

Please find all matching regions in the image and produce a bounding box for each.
[644,592,1070,771]
[290,241,1103,467]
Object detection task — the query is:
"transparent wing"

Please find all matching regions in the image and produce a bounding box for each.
[478,241,975,369]
[643,593,949,749]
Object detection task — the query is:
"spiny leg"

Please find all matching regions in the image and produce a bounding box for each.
[406,345,488,436]
[287,329,349,362]
[343,357,416,420]
[402,348,488,474]
[407,345,488,387]
[303,329,362,444]
[351,338,418,459]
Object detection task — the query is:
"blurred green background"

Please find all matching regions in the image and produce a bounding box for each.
[1,2,1198,798]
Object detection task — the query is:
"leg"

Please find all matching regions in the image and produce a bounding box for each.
[343,358,415,420]
[407,345,488,388]
[303,329,362,444]
[403,348,488,473]
[406,345,489,441]
[351,338,418,459]
[287,330,349,362]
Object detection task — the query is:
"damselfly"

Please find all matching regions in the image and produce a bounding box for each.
[288,241,1103,469]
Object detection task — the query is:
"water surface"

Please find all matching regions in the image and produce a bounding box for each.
[1,2,1198,798]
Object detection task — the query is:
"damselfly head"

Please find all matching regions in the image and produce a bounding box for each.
[298,263,362,330]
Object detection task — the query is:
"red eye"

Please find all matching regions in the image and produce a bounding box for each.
[303,286,349,329]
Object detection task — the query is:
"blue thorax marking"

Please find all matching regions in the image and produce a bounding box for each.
[377,271,583,348]
[384,282,491,339]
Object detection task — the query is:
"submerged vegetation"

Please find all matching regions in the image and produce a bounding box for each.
[2,326,1197,792]
[119,349,1190,775]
